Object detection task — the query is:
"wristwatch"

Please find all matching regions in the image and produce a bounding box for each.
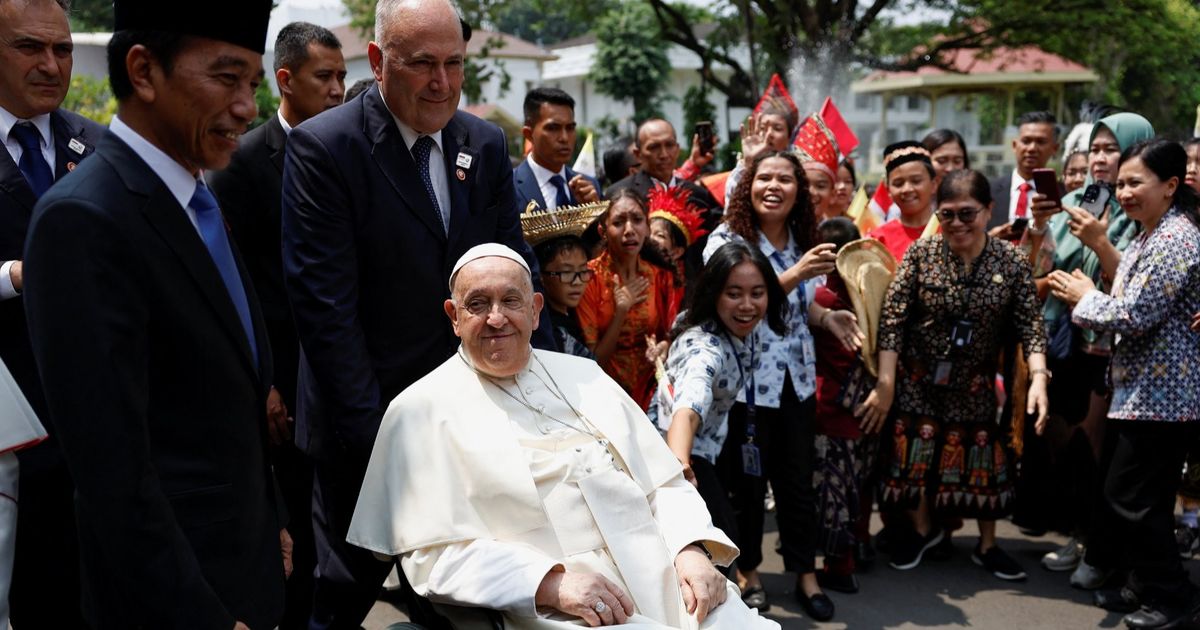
[1030,368,1053,382]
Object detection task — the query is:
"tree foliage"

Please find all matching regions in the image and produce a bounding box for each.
[61,75,116,125]
[590,2,672,124]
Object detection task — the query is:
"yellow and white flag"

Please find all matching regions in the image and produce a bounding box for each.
[573,132,596,178]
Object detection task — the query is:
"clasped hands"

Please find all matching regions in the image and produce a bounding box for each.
[535,544,727,626]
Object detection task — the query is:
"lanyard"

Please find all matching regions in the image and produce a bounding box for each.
[725,330,757,441]
[941,236,988,319]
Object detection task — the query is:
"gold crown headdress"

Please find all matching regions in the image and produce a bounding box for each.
[520,200,609,246]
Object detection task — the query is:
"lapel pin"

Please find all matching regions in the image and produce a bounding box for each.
[992,273,1004,284]
[66,162,76,172]
[68,138,86,155]
[455,168,466,181]
[455,152,473,169]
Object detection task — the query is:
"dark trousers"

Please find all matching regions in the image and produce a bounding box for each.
[1087,420,1197,608]
[691,456,737,577]
[277,441,316,630]
[717,379,817,574]
[309,456,394,630]
[9,452,85,629]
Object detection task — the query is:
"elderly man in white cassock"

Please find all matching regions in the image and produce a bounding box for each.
[348,244,778,629]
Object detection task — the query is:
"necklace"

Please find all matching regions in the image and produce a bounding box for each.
[459,350,606,441]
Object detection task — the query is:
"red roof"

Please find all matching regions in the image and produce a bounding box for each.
[863,46,1092,82]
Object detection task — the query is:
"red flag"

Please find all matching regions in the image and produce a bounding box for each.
[754,74,798,125]
[819,97,859,160]
[869,179,895,223]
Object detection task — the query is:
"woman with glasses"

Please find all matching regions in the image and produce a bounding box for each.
[578,190,681,409]
[857,169,1049,581]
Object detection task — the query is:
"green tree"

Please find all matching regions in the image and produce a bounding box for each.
[66,0,113,31]
[61,75,116,125]
[252,80,280,129]
[590,2,671,124]
[491,0,619,45]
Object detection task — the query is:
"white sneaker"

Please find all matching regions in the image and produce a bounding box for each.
[1042,537,1084,572]
[1070,559,1111,589]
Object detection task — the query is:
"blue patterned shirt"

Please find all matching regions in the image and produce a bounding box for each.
[1073,208,1200,422]
[703,223,814,407]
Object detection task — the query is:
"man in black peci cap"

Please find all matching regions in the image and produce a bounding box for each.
[21,1,287,628]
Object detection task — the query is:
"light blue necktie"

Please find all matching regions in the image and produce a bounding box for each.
[189,180,258,366]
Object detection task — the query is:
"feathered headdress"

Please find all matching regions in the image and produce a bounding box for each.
[647,187,707,247]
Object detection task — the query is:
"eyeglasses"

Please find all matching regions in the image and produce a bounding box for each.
[936,207,984,224]
[542,269,595,284]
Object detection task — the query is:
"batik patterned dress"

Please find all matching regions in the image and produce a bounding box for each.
[877,235,1045,518]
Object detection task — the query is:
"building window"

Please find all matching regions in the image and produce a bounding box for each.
[908,95,922,111]
[854,93,872,110]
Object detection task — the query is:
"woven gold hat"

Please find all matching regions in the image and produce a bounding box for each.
[836,238,897,376]
[520,200,609,246]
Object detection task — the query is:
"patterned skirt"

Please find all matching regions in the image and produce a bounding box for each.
[813,434,880,557]
[879,412,1015,520]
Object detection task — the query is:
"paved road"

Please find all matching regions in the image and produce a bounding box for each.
[364,515,1199,629]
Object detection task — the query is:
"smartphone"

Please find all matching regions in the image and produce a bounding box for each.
[695,121,715,155]
[1031,168,1062,208]
[1011,217,1029,238]
[1079,183,1112,218]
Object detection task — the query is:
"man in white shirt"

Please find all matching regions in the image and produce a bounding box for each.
[349,243,779,629]
[513,87,600,212]
[987,111,1060,236]
[0,1,105,626]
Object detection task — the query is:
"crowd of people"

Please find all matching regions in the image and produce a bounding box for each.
[1,0,1200,628]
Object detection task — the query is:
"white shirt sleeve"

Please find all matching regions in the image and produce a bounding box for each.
[402,539,564,619]
[0,261,19,300]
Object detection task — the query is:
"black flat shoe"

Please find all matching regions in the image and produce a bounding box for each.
[816,569,860,594]
[1094,587,1140,613]
[799,591,835,622]
[741,584,769,611]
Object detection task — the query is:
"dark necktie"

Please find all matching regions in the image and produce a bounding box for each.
[548,174,573,208]
[10,122,53,198]
[411,135,447,233]
[189,181,258,366]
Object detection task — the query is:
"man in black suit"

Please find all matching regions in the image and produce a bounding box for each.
[280,0,553,626]
[987,111,1060,237]
[513,86,600,212]
[0,1,103,626]
[607,118,722,221]
[22,1,286,627]
[207,20,345,630]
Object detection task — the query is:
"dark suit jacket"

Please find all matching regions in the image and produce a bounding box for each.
[513,158,603,212]
[0,109,104,472]
[207,114,299,410]
[988,170,1014,231]
[282,85,553,462]
[23,132,284,629]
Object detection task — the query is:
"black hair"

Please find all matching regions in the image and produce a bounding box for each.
[1016,111,1059,140]
[273,22,341,73]
[817,216,860,253]
[1184,137,1200,151]
[344,77,374,102]
[1121,138,1200,227]
[107,30,188,100]
[921,128,971,170]
[602,137,637,187]
[601,189,679,280]
[725,150,818,251]
[937,169,993,207]
[533,235,587,269]
[676,241,787,339]
[523,87,575,127]
[840,158,857,188]
[650,217,687,251]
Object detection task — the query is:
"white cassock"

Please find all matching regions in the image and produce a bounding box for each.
[348,349,778,629]
[0,356,48,627]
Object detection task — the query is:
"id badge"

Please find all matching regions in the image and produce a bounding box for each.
[950,319,975,350]
[933,360,953,386]
[741,443,763,477]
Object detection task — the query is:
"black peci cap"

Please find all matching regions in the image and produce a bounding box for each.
[113,0,273,55]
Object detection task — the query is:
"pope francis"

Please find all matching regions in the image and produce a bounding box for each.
[348,244,778,629]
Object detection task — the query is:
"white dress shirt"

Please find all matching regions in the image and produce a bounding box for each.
[0,107,57,300]
[1007,169,1033,223]
[391,117,450,231]
[109,115,205,232]
[526,155,569,211]
[276,109,293,135]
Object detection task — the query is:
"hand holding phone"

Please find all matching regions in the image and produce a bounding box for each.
[1079,183,1112,218]
[695,121,715,156]
[1031,168,1062,209]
